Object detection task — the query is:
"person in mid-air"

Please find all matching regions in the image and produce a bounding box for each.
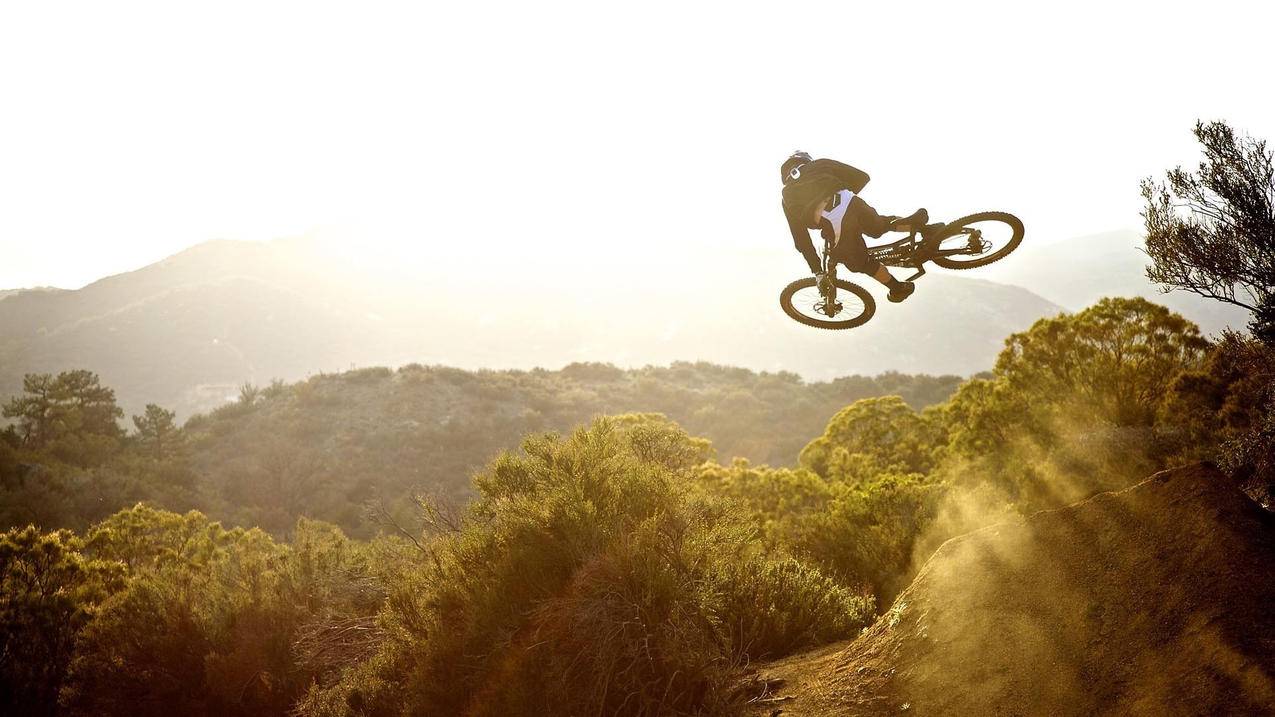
[780,151,930,303]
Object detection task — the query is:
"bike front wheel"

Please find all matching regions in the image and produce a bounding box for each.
[779,277,876,330]
[930,211,1024,269]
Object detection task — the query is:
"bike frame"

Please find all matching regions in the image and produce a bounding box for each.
[815,224,988,315]
[790,211,1019,326]
[821,225,987,288]
[876,226,986,264]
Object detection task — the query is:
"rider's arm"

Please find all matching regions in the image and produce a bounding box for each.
[808,159,870,194]
[788,212,823,274]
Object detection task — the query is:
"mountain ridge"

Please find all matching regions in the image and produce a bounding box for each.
[0,237,1066,419]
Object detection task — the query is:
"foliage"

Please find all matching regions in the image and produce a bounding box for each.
[0,293,1264,716]
[696,459,836,550]
[61,509,381,717]
[132,404,183,461]
[1160,333,1275,503]
[0,526,124,717]
[1141,120,1275,341]
[932,298,1209,509]
[0,372,196,532]
[797,473,943,601]
[995,297,1208,429]
[296,416,869,717]
[697,458,939,604]
[2,370,124,466]
[170,362,960,535]
[799,396,944,481]
[0,362,962,537]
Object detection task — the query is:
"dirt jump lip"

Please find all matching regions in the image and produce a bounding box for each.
[745,462,1275,716]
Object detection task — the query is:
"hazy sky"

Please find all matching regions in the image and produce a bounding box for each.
[2,0,1272,289]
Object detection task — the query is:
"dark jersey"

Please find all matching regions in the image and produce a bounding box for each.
[782,159,870,274]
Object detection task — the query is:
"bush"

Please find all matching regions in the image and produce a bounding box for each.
[62,510,379,717]
[796,473,943,602]
[297,415,865,717]
[0,527,124,717]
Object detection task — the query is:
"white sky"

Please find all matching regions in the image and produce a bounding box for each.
[1,0,1272,290]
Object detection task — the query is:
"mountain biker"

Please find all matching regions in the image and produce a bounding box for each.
[780,151,929,303]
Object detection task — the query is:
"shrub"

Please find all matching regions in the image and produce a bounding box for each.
[298,415,863,717]
[62,510,378,717]
[0,527,124,717]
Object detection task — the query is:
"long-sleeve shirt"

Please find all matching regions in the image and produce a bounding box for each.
[782,159,871,274]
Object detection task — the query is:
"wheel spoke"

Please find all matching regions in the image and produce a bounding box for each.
[781,278,875,329]
[788,285,865,321]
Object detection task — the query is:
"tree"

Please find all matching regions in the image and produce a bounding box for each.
[994,298,1209,428]
[2,373,58,448]
[133,404,182,461]
[2,371,124,464]
[1142,120,1275,342]
[933,299,1210,509]
[54,369,125,439]
[1159,333,1275,502]
[799,396,943,481]
[238,382,262,406]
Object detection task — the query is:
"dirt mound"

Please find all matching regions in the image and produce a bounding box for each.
[749,463,1275,716]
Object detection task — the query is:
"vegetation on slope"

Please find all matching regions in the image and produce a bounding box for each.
[1,362,960,535]
[2,296,1273,715]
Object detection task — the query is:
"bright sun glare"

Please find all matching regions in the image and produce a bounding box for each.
[1,0,1272,289]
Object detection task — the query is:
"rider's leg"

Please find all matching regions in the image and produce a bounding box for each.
[849,197,929,237]
[840,199,917,302]
[871,265,896,285]
[835,241,915,303]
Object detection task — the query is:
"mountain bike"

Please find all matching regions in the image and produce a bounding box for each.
[779,211,1024,329]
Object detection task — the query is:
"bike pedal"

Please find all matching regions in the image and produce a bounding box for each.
[904,266,926,282]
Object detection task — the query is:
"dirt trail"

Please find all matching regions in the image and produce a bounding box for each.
[747,463,1275,716]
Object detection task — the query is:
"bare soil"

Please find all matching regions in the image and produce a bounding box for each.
[744,463,1275,716]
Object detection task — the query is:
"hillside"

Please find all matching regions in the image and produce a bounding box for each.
[4,302,1271,717]
[0,287,65,302]
[0,237,1063,420]
[179,362,962,533]
[975,229,1253,335]
[747,463,1275,716]
[0,240,398,418]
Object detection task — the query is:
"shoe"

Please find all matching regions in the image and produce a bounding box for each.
[887,281,915,303]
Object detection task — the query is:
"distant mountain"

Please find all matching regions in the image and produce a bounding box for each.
[0,237,1065,419]
[0,286,65,302]
[975,229,1252,336]
[0,240,395,419]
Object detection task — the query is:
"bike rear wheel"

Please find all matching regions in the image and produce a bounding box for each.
[779,277,876,330]
[930,211,1024,269]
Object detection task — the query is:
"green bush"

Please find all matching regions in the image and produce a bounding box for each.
[297,415,866,717]
[62,510,380,717]
[0,527,124,717]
